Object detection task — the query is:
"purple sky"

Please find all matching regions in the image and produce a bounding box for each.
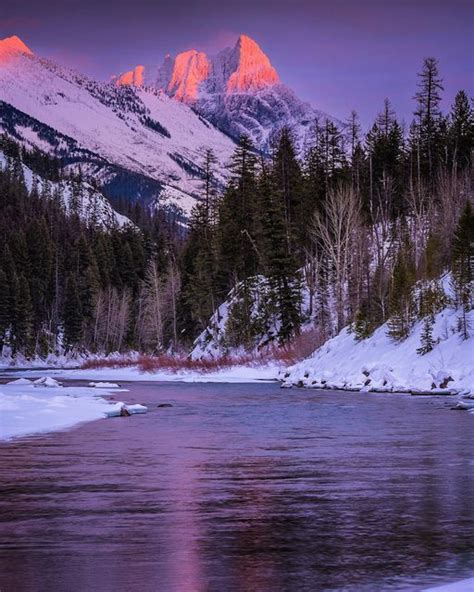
[1,0,473,127]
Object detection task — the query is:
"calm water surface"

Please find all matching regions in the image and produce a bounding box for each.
[1,379,474,592]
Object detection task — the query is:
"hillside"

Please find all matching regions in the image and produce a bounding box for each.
[281,301,474,396]
[0,148,132,229]
[0,35,236,215]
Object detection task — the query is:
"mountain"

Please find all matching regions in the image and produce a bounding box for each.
[0,35,237,216]
[0,146,133,229]
[116,34,336,151]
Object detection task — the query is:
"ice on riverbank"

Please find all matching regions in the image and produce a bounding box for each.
[0,379,138,441]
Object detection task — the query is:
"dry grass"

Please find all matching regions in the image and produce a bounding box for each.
[81,328,324,373]
[263,327,326,366]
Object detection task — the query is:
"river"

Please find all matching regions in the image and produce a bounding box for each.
[1,380,473,591]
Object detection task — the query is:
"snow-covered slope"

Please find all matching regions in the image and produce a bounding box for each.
[117,34,337,152]
[0,149,132,229]
[0,35,237,215]
[191,274,324,359]
[281,306,474,395]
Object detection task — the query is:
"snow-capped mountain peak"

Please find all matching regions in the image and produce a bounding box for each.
[224,34,280,93]
[0,35,33,59]
[115,33,336,151]
[116,34,280,99]
[0,35,237,217]
[115,64,145,86]
[167,49,210,103]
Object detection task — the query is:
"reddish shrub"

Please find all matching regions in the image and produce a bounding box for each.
[80,329,322,373]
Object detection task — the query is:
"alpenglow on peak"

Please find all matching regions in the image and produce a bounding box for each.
[115,34,280,101]
[0,35,33,58]
[115,33,335,152]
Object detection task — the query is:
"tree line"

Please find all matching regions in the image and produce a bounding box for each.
[180,57,473,353]
[0,57,472,359]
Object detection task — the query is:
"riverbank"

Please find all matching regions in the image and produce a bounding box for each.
[424,576,474,591]
[281,307,474,396]
[0,377,149,441]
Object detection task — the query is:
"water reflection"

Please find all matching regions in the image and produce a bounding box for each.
[0,381,473,591]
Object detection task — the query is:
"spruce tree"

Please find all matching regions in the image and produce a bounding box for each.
[12,274,33,355]
[451,200,474,339]
[272,127,306,255]
[413,57,444,179]
[387,239,416,341]
[449,90,474,170]
[366,101,405,214]
[258,170,302,344]
[417,315,436,355]
[63,274,83,349]
[216,135,259,293]
[224,279,259,350]
[353,302,374,341]
[0,268,10,348]
[346,110,362,191]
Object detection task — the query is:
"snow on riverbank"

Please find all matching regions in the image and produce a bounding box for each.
[423,576,474,591]
[0,350,88,370]
[0,378,142,441]
[5,364,281,384]
[281,307,474,395]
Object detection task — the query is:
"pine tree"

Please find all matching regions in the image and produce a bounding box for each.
[216,135,259,292]
[451,200,474,339]
[63,274,83,349]
[413,57,444,179]
[258,170,302,344]
[12,274,33,354]
[449,90,474,170]
[417,315,436,355]
[0,268,10,348]
[387,239,416,341]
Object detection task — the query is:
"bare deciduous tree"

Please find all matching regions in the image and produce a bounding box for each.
[311,185,362,332]
[93,287,131,353]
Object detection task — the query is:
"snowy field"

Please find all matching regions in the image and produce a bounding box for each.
[0,377,145,441]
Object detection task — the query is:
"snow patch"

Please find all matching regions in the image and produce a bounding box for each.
[0,377,146,441]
